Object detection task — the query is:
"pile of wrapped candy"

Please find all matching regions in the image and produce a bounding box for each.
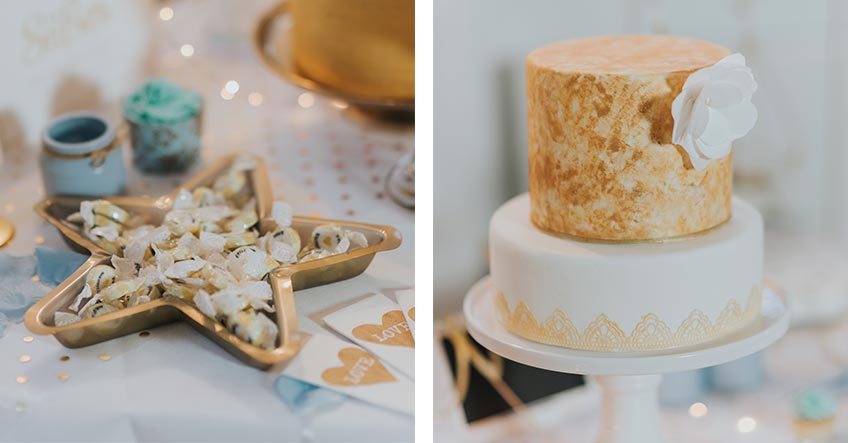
[54,157,368,349]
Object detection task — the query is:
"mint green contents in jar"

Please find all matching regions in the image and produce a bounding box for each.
[124,79,203,173]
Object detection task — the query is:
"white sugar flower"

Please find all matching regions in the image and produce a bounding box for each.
[671,53,758,170]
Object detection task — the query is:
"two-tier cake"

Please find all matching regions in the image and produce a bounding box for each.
[491,35,762,351]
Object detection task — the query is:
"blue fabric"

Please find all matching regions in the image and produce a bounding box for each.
[0,253,49,323]
[34,247,87,286]
[0,248,85,327]
[274,375,346,416]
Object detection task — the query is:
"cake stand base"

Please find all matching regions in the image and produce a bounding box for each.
[463,276,789,443]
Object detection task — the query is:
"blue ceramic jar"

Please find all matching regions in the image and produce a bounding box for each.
[40,112,126,197]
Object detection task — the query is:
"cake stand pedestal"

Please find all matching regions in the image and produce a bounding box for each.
[463,276,790,443]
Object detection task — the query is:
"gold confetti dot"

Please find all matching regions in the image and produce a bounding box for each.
[16,376,27,384]
[34,236,45,245]
[99,354,111,361]
[19,355,30,363]
[307,195,318,202]
[59,356,70,361]
[139,331,150,337]
[341,194,350,201]
[23,336,33,343]
[31,275,39,282]
[304,178,314,186]
[346,210,355,216]
[57,373,69,381]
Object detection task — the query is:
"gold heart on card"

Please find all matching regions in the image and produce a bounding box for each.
[408,307,415,322]
[321,347,397,386]
[352,310,414,348]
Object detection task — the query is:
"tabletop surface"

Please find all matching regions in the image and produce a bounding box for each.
[0,1,414,441]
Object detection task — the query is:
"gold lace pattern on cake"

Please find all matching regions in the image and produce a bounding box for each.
[495,287,762,351]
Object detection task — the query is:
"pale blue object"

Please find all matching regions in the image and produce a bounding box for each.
[40,112,126,197]
[659,369,706,407]
[0,253,49,323]
[274,375,347,416]
[795,388,837,421]
[35,247,87,286]
[0,248,84,328]
[707,352,765,392]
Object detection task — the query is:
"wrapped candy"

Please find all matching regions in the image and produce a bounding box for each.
[60,158,371,349]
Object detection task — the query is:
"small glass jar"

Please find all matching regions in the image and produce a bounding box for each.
[40,112,126,197]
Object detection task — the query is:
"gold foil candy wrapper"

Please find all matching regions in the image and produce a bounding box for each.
[99,280,140,303]
[164,210,199,236]
[225,210,259,233]
[311,224,346,250]
[224,231,257,249]
[92,201,130,224]
[81,302,119,319]
[86,265,117,294]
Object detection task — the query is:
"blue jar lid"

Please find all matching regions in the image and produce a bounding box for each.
[42,112,116,156]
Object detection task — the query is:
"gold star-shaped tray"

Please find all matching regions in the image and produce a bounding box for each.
[23,155,402,369]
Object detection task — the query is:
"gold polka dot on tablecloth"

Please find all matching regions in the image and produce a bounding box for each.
[99,354,111,361]
[19,355,30,363]
[334,161,345,170]
[304,178,314,186]
[57,373,69,381]
[341,194,350,201]
[346,210,355,216]
[16,376,27,384]
[338,176,348,184]
[23,336,33,343]
[308,195,317,202]
[34,236,45,245]
[60,356,70,361]
[371,176,381,184]
[310,212,320,218]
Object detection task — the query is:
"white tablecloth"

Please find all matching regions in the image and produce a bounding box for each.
[0,1,414,440]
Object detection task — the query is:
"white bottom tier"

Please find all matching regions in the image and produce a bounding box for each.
[489,193,763,352]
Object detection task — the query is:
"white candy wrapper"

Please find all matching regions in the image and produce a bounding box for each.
[323,293,414,380]
[281,334,413,416]
[395,289,415,338]
[272,201,293,228]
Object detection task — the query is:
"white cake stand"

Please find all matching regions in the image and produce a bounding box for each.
[463,276,790,443]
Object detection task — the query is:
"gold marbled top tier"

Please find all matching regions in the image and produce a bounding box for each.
[527,35,733,241]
